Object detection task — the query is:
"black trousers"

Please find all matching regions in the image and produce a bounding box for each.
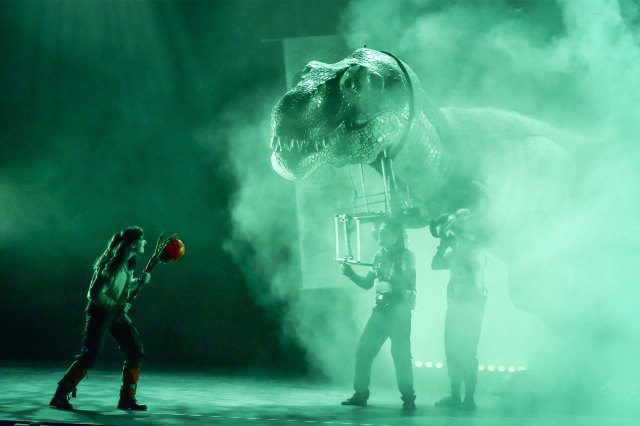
[75,301,144,369]
[444,295,486,387]
[353,304,414,398]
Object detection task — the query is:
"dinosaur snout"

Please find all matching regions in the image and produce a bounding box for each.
[272,79,342,142]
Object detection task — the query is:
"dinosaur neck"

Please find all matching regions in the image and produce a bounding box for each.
[390,112,451,203]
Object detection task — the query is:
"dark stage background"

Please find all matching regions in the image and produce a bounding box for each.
[2,3,640,408]
[0,0,349,371]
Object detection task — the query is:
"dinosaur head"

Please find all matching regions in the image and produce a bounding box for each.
[270,48,419,180]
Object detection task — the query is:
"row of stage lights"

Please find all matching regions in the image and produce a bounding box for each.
[414,361,527,373]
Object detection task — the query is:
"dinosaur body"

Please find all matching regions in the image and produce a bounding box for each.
[271,48,578,260]
[269,48,639,400]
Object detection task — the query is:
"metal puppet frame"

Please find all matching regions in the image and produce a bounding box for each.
[334,150,415,267]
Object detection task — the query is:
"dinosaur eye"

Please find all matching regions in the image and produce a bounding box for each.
[344,78,356,91]
[340,73,358,93]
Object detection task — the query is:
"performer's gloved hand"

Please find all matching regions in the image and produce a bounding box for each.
[437,236,453,251]
[342,263,356,279]
[124,303,132,314]
[140,272,151,286]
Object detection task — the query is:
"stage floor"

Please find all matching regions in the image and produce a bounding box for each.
[0,366,636,426]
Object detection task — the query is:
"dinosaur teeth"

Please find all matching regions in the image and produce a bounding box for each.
[270,136,282,152]
[272,134,335,153]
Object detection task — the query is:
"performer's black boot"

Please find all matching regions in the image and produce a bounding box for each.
[341,392,368,407]
[49,388,74,410]
[49,361,87,410]
[118,395,147,411]
[117,366,148,411]
[401,394,416,411]
[462,379,477,411]
[435,381,461,408]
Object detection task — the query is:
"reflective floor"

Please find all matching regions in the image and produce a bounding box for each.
[0,366,636,426]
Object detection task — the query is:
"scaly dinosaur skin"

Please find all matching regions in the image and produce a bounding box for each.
[270,48,579,315]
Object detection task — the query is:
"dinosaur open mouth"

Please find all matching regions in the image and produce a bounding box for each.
[271,120,344,155]
[270,111,404,179]
[270,110,386,157]
[269,121,344,179]
[270,134,333,155]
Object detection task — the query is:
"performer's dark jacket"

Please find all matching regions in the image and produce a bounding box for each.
[371,247,417,309]
[87,267,143,310]
[432,240,486,301]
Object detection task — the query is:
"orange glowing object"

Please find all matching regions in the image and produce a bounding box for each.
[160,238,185,263]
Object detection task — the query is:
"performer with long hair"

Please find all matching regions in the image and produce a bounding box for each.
[49,226,151,411]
